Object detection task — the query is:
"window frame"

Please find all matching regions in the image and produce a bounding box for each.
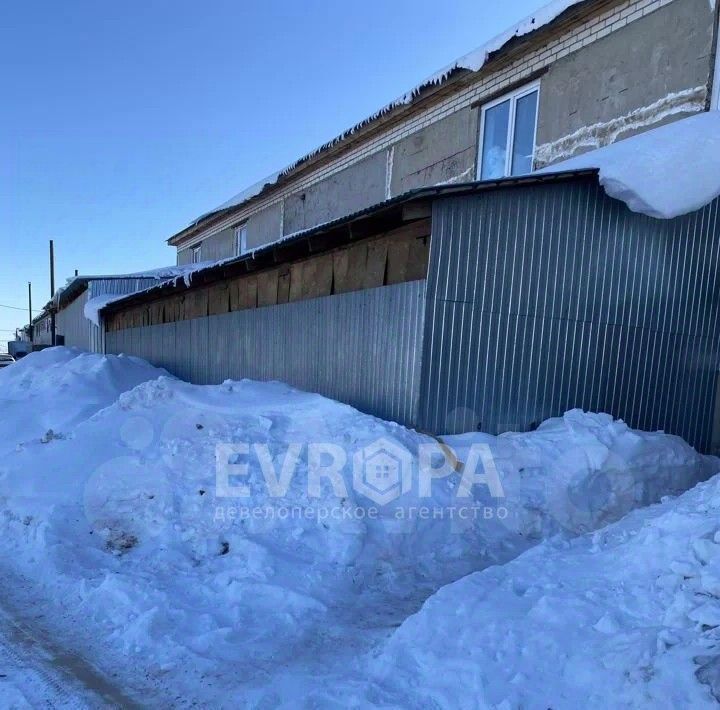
[234,224,248,257]
[476,80,541,180]
[191,244,202,264]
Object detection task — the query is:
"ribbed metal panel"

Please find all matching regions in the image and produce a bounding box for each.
[54,278,163,353]
[105,281,425,427]
[420,179,720,452]
[56,290,90,349]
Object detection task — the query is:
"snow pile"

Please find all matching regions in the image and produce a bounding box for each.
[542,111,720,218]
[0,347,168,456]
[367,475,720,708]
[443,409,716,542]
[0,349,716,703]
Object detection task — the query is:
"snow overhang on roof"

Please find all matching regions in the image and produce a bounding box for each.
[168,0,594,245]
[540,111,720,219]
[55,266,208,310]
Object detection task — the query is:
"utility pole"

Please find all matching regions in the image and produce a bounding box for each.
[49,240,56,346]
[28,281,33,342]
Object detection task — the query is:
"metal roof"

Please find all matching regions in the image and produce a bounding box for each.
[103,169,599,315]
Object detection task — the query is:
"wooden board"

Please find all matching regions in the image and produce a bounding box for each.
[289,262,304,302]
[277,268,291,304]
[257,269,279,307]
[364,240,388,289]
[208,282,230,316]
[108,217,432,331]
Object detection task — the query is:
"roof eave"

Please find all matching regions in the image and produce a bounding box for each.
[166,0,602,248]
[109,169,599,315]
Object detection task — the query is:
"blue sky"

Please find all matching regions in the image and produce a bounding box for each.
[0,0,545,346]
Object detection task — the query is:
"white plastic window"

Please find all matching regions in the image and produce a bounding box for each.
[235,225,248,256]
[478,82,540,180]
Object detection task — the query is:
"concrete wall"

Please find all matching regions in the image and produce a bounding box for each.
[535,0,714,165]
[390,107,478,194]
[283,151,387,235]
[246,202,283,249]
[177,0,716,260]
[178,226,235,264]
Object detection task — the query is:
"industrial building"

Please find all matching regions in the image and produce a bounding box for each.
[101,113,720,452]
[21,0,720,452]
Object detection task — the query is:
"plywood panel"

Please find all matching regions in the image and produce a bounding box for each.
[277,268,291,304]
[257,269,279,307]
[107,217,431,331]
[149,301,165,326]
[332,248,351,294]
[386,239,411,284]
[208,282,230,315]
[364,241,388,289]
[185,289,209,319]
[289,263,304,302]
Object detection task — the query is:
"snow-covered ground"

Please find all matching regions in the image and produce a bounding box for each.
[367,475,720,708]
[0,347,718,706]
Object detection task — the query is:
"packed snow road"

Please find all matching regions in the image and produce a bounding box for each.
[0,589,136,709]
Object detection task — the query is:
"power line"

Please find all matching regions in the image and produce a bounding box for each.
[0,303,40,313]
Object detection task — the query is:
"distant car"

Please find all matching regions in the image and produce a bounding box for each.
[0,354,15,369]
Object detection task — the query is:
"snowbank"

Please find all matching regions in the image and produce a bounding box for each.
[0,348,168,456]
[0,349,716,703]
[542,111,720,219]
[367,474,720,708]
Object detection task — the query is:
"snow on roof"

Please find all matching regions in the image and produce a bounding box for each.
[64,264,205,285]
[541,111,720,219]
[189,0,587,227]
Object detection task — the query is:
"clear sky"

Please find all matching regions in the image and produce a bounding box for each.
[0,0,545,349]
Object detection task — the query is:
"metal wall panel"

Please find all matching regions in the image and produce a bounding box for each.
[56,290,90,349]
[105,281,425,428]
[55,278,163,353]
[420,179,720,452]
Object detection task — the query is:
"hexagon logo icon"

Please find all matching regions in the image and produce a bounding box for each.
[353,438,414,505]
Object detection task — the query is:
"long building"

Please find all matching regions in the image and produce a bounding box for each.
[98,0,720,452]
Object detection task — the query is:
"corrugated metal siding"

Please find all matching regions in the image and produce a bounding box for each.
[420,180,720,451]
[55,277,164,353]
[106,281,425,427]
[88,278,161,354]
[56,290,89,349]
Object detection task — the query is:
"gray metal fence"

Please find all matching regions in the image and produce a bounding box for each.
[420,180,720,451]
[106,280,426,427]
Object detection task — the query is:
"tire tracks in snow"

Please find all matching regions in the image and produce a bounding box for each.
[0,588,141,709]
